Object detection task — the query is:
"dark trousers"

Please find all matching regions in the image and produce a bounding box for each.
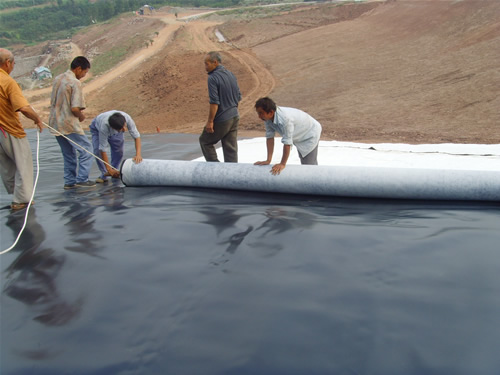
[199,116,239,163]
[298,144,319,165]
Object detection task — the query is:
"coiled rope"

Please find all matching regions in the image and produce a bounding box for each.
[1,123,120,254]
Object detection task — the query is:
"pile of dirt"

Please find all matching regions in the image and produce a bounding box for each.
[83,21,259,134]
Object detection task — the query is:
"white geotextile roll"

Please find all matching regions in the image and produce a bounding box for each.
[120,159,500,201]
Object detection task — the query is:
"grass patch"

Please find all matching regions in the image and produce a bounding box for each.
[75,13,160,76]
[208,3,303,20]
[90,27,156,76]
[90,45,129,76]
[50,58,71,78]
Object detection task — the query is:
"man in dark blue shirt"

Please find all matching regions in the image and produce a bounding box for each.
[199,51,242,162]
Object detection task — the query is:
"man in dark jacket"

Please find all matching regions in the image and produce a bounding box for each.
[199,51,242,163]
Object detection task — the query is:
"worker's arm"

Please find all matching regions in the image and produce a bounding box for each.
[100,150,120,178]
[254,137,275,166]
[18,105,43,132]
[205,103,218,133]
[271,144,291,176]
[133,137,142,163]
[71,107,85,122]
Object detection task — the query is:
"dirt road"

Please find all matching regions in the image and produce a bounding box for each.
[24,9,274,133]
[25,13,180,108]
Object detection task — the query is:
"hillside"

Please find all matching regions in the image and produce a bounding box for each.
[250,0,500,143]
[22,0,500,144]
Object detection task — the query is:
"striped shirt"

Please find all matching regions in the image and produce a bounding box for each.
[208,65,241,123]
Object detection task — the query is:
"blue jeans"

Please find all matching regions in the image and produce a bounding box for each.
[56,133,94,185]
[89,122,124,178]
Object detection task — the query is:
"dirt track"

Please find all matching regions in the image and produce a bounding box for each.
[82,11,276,136]
[25,12,193,113]
[24,10,275,137]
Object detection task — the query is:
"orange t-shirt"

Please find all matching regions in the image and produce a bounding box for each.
[0,68,29,138]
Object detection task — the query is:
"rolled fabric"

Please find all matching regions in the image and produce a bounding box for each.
[120,159,500,201]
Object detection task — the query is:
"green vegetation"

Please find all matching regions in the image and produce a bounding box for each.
[50,57,71,77]
[91,43,130,76]
[0,0,51,11]
[207,2,301,20]
[0,0,246,47]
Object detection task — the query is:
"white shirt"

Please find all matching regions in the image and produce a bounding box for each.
[265,106,322,157]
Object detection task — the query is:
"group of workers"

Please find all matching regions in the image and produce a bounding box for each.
[0,48,321,211]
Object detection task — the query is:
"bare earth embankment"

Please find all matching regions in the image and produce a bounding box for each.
[23,0,500,144]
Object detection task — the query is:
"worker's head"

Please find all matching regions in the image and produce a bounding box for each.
[0,48,15,75]
[255,97,276,121]
[70,56,91,80]
[204,51,221,73]
[109,112,126,132]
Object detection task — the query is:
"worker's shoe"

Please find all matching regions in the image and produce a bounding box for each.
[75,180,96,188]
[95,177,108,183]
[11,201,34,210]
[64,184,76,190]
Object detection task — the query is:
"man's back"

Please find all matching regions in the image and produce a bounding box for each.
[49,71,85,135]
[0,69,28,137]
[208,65,241,123]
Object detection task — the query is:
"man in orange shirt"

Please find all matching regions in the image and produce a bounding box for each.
[0,48,43,211]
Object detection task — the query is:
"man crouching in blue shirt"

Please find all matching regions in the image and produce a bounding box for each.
[89,111,142,182]
[254,97,322,176]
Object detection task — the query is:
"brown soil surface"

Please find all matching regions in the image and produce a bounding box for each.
[23,0,500,144]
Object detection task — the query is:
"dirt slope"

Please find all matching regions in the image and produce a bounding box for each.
[22,0,500,144]
[250,0,500,143]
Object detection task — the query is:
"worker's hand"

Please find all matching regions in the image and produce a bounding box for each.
[133,155,143,163]
[36,120,43,133]
[271,163,286,175]
[110,170,120,179]
[107,167,120,178]
[78,113,85,122]
[254,160,271,166]
[205,121,214,133]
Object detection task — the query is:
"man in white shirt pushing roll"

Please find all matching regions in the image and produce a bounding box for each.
[254,97,322,175]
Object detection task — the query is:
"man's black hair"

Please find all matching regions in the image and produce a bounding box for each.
[108,112,126,131]
[255,97,277,113]
[70,56,91,70]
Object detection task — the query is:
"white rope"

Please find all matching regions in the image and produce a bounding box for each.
[1,121,121,254]
[1,130,40,255]
[42,121,120,172]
